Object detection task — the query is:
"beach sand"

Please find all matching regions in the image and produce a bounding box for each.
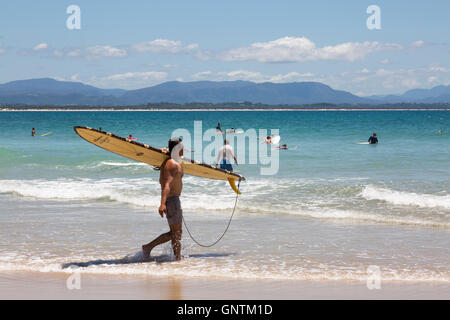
[0,271,448,300]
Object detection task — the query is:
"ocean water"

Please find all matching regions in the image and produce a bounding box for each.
[0,110,449,282]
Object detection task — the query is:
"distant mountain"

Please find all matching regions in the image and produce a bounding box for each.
[0,78,125,98]
[120,81,371,105]
[0,78,449,106]
[367,85,450,104]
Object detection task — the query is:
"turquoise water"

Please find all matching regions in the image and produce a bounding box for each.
[0,111,449,282]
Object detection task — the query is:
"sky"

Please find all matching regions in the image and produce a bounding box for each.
[0,0,449,95]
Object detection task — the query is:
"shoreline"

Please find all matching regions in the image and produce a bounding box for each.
[1,108,450,112]
[1,270,449,299]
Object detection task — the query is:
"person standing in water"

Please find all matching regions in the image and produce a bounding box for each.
[142,137,184,261]
[368,132,378,144]
[31,128,36,137]
[216,122,225,134]
[216,139,238,172]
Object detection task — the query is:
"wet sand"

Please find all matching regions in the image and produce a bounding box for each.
[0,271,448,300]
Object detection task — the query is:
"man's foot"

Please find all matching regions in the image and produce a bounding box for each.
[142,245,151,259]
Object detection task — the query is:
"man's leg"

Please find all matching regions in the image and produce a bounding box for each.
[142,231,172,259]
[170,223,182,261]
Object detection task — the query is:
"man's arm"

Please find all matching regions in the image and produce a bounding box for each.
[230,148,238,165]
[216,146,223,165]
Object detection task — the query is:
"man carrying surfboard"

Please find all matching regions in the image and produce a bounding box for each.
[142,137,184,261]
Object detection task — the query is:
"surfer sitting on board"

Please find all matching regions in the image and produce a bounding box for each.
[258,135,273,144]
[216,139,238,172]
[142,137,184,261]
[368,132,378,144]
[216,122,225,134]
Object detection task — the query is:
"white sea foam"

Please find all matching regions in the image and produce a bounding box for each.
[0,178,237,211]
[1,178,449,226]
[277,207,450,228]
[360,185,450,209]
[98,161,150,167]
[0,178,159,206]
[0,254,447,283]
[74,161,152,171]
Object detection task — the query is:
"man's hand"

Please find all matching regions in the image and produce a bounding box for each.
[158,203,166,217]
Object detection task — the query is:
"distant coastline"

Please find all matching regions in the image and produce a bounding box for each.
[2,108,450,112]
[1,103,449,112]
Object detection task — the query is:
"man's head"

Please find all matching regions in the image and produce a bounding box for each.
[373,132,377,136]
[168,137,183,159]
[224,139,229,145]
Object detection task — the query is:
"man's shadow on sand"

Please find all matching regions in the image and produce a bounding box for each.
[61,252,235,269]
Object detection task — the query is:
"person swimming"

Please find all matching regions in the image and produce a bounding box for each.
[274,144,288,150]
[368,132,378,144]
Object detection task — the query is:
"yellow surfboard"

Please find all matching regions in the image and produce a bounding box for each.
[74,126,245,193]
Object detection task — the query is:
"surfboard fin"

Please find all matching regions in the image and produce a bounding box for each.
[228,178,241,195]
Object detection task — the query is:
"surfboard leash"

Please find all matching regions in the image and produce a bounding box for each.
[182,180,241,248]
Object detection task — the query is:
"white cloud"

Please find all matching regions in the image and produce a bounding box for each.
[321,64,450,95]
[400,78,420,89]
[67,49,82,57]
[132,39,198,54]
[215,37,403,63]
[86,45,127,58]
[191,69,314,83]
[53,50,63,58]
[47,39,197,60]
[192,71,213,79]
[380,59,389,65]
[88,71,169,89]
[33,43,49,51]
[268,72,314,82]
[50,45,127,59]
[99,71,167,82]
[217,70,264,81]
[411,40,425,48]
